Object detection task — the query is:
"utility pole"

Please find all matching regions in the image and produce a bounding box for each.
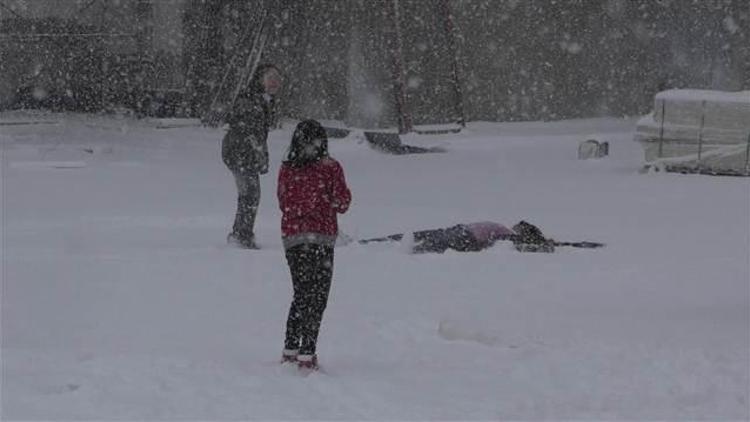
[439,0,466,127]
[389,0,412,134]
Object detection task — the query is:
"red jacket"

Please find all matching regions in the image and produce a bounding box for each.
[277,158,351,243]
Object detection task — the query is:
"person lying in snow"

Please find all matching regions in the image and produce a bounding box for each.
[357,221,604,253]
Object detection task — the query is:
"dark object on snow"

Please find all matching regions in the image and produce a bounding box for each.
[510,220,605,252]
[360,225,487,253]
[510,221,555,253]
[364,131,445,155]
[359,220,604,254]
[659,164,750,177]
[360,222,514,254]
[414,125,462,135]
[323,126,351,138]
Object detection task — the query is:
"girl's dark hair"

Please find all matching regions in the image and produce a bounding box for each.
[284,119,329,167]
[248,63,280,93]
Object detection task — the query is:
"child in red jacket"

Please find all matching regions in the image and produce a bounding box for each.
[277,119,351,370]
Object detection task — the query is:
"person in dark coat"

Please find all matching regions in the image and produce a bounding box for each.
[360,221,518,253]
[222,63,282,248]
[277,119,352,371]
[359,221,604,253]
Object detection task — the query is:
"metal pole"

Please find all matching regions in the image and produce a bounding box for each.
[390,0,412,134]
[697,100,706,166]
[658,99,666,159]
[100,0,110,111]
[101,54,106,110]
[439,0,466,127]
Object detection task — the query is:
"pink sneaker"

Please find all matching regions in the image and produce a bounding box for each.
[296,354,319,371]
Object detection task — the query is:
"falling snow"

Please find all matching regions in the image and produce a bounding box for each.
[1,0,748,420]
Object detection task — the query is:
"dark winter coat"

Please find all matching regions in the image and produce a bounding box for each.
[221,67,276,174]
[221,91,273,174]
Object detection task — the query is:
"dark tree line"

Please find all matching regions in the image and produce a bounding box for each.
[183,0,747,126]
[2,0,747,126]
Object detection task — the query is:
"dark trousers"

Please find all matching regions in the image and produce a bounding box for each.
[230,170,260,242]
[284,243,334,355]
[412,225,483,253]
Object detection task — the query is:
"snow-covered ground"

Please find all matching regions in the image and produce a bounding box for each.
[1,111,748,420]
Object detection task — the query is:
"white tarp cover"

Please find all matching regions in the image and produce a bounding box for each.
[635,89,750,174]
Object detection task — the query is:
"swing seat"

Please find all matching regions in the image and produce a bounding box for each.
[364,131,445,155]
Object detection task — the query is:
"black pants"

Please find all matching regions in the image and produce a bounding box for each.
[284,243,334,355]
[359,225,483,253]
[412,225,483,253]
[230,170,260,242]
